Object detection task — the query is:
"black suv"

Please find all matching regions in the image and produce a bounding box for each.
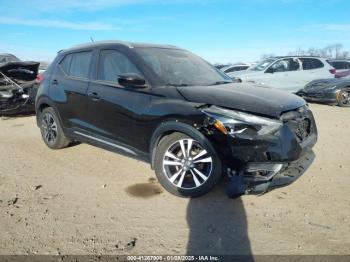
[35,41,317,197]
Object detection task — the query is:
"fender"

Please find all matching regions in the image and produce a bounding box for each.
[149,120,211,169]
[35,96,64,130]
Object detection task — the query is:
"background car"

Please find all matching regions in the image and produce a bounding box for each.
[220,64,251,74]
[336,69,350,79]
[0,53,21,65]
[297,78,350,107]
[227,56,336,93]
[327,59,350,75]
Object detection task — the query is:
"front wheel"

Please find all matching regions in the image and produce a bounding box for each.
[154,132,222,198]
[337,89,350,107]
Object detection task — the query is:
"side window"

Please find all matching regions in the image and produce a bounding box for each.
[269,58,300,73]
[300,58,324,70]
[69,51,92,78]
[97,50,141,82]
[225,67,237,73]
[59,54,72,74]
[330,61,350,70]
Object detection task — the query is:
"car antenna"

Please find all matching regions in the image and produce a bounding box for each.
[90,37,94,42]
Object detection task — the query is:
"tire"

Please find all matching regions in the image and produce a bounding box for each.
[337,89,350,107]
[39,107,70,149]
[154,132,222,198]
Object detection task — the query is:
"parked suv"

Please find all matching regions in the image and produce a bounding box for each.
[227,56,336,93]
[35,41,317,197]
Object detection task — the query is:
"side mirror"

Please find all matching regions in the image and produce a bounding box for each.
[118,73,147,88]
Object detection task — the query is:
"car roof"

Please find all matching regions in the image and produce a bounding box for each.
[0,53,17,57]
[269,56,323,59]
[327,59,350,62]
[59,40,183,54]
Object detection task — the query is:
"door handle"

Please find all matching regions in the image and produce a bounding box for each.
[52,79,59,85]
[88,92,100,101]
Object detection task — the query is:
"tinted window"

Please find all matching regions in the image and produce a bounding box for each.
[225,67,239,73]
[68,51,92,78]
[98,50,141,82]
[327,61,350,70]
[300,58,324,70]
[59,54,72,74]
[269,58,300,72]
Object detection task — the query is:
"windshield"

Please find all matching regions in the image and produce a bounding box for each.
[135,47,232,86]
[250,58,276,71]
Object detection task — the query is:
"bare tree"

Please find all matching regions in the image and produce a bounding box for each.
[285,43,349,59]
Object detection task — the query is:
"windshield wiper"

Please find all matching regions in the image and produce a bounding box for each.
[209,81,232,86]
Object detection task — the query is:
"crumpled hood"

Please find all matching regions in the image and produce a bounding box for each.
[0,61,40,81]
[303,78,350,92]
[177,83,306,119]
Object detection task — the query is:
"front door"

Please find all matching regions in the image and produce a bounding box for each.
[86,48,148,148]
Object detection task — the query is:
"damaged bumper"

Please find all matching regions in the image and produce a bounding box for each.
[205,105,318,197]
[243,150,315,194]
[298,91,338,104]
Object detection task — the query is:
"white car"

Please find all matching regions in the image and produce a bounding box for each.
[221,64,250,74]
[228,56,336,92]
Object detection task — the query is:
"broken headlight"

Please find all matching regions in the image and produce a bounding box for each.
[201,106,282,136]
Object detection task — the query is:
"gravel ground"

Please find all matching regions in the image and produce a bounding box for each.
[0,103,349,255]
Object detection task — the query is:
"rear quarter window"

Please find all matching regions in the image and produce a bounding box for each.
[59,54,72,74]
[300,58,324,70]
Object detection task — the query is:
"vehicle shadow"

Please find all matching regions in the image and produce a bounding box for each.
[186,180,253,260]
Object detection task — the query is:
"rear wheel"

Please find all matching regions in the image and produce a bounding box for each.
[154,132,221,197]
[337,89,350,107]
[39,107,70,149]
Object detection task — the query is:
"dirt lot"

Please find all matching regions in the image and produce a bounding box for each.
[0,103,349,256]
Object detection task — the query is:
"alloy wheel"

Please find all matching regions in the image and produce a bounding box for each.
[162,139,213,189]
[340,90,350,105]
[41,113,58,145]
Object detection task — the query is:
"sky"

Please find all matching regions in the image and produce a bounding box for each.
[1,0,349,63]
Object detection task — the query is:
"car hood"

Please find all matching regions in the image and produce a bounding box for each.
[302,78,350,92]
[176,83,306,119]
[0,61,40,81]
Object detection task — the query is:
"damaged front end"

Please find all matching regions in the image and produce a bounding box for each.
[199,105,317,197]
[0,61,39,116]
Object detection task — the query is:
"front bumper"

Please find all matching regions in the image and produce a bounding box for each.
[242,150,315,194]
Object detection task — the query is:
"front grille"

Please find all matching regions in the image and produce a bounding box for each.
[281,106,314,143]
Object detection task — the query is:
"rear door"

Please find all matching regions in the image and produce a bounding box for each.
[49,50,93,129]
[299,58,329,85]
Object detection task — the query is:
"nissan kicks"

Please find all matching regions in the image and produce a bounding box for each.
[35,41,317,197]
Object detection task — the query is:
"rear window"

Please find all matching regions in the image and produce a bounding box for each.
[300,58,324,70]
[327,61,350,70]
[59,51,92,78]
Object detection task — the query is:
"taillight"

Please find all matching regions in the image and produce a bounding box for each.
[36,73,44,84]
[329,69,336,75]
